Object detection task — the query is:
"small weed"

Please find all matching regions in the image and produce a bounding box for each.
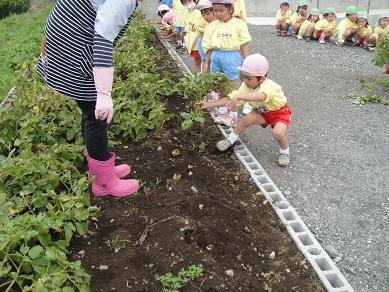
[105,236,130,253]
[156,264,204,292]
[349,76,389,105]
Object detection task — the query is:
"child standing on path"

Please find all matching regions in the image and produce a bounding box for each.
[276,0,292,36]
[234,0,247,21]
[335,5,358,46]
[297,8,320,41]
[182,0,203,73]
[196,0,216,73]
[201,54,292,167]
[202,0,251,127]
[173,0,187,53]
[291,0,308,37]
[314,7,337,44]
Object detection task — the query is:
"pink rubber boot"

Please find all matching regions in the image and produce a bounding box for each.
[88,153,139,197]
[85,148,131,178]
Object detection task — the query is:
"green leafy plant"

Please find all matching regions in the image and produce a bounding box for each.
[0,0,30,19]
[372,35,389,69]
[175,72,232,130]
[156,264,204,292]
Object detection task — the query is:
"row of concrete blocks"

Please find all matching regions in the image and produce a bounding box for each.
[154,24,354,292]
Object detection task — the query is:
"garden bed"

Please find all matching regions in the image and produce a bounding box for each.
[69,31,325,291]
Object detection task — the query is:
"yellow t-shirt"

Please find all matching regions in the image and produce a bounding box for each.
[202,18,251,51]
[234,0,247,21]
[297,19,314,39]
[291,12,307,26]
[184,9,203,53]
[314,19,337,35]
[373,25,389,38]
[195,18,208,34]
[173,0,186,27]
[336,17,358,36]
[229,79,287,112]
[357,25,372,38]
[276,9,292,24]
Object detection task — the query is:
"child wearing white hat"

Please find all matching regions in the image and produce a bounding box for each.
[276,1,292,36]
[201,54,292,167]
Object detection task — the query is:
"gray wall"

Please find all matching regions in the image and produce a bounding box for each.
[246,0,389,16]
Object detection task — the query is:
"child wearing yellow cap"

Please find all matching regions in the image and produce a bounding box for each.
[335,5,359,46]
[297,8,320,41]
[290,0,308,37]
[276,1,292,36]
[181,0,203,73]
[314,7,337,44]
[201,54,292,167]
[234,0,247,21]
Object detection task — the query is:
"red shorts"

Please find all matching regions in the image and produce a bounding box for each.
[190,50,200,59]
[258,104,292,128]
[315,30,331,40]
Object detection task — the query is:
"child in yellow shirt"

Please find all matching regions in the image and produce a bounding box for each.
[290,0,308,37]
[335,5,359,46]
[196,0,216,73]
[353,13,372,48]
[173,0,188,53]
[297,8,320,41]
[234,0,247,21]
[366,14,389,51]
[314,7,337,44]
[201,54,292,167]
[162,9,174,41]
[202,0,251,126]
[181,0,203,73]
[276,0,292,36]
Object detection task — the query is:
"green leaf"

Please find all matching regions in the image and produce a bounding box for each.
[66,128,75,141]
[63,287,75,292]
[180,112,192,119]
[193,116,205,123]
[28,245,43,259]
[181,119,193,130]
[75,222,88,235]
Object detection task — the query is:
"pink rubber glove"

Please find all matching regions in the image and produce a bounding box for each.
[94,67,114,124]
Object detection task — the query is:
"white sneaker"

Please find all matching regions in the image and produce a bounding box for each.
[278,154,290,167]
[242,102,253,115]
[216,138,233,152]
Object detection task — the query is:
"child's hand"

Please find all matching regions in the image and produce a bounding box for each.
[226,97,238,110]
[201,100,212,109]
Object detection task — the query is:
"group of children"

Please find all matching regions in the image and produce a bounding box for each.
[276,0,389,53]
[157,0,291,167]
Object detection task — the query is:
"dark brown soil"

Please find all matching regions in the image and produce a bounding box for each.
[69,35,324,292]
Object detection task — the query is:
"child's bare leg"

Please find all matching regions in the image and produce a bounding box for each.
[233,111,264,135]
[192,57,201,73]
[272,122,288,150]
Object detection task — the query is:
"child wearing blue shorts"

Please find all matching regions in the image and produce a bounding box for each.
[202,0,251,126]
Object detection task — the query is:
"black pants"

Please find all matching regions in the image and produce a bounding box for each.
[77,100,110,161]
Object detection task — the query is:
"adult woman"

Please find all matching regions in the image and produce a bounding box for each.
[38,0,139,197]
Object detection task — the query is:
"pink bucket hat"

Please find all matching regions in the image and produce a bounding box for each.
[237,54,270,76]
[162,10,173,25]
[197,0,212,10]
[158,4,171,12]
[210,0,235,5]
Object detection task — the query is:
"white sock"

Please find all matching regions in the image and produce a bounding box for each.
[319,32,327,41]
[227,131,240,144]
[279,147,290,155]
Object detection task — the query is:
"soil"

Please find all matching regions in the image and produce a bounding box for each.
[69,35,325,292]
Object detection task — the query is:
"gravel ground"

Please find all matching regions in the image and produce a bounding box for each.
[243,26,389,292]
[160,22,389,291]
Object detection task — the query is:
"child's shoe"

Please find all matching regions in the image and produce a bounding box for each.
[281,30,288,36]
[276,30,281,36]
[216,138,233,152]
[305,36,311,42]
[368,45,375,52]
[319,38,326,44]
[278,153,290,167]
[214,113,237,127]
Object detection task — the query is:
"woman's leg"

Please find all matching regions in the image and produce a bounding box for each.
[76,100,110,161]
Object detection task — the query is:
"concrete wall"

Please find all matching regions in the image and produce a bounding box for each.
[246,0,389,16]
